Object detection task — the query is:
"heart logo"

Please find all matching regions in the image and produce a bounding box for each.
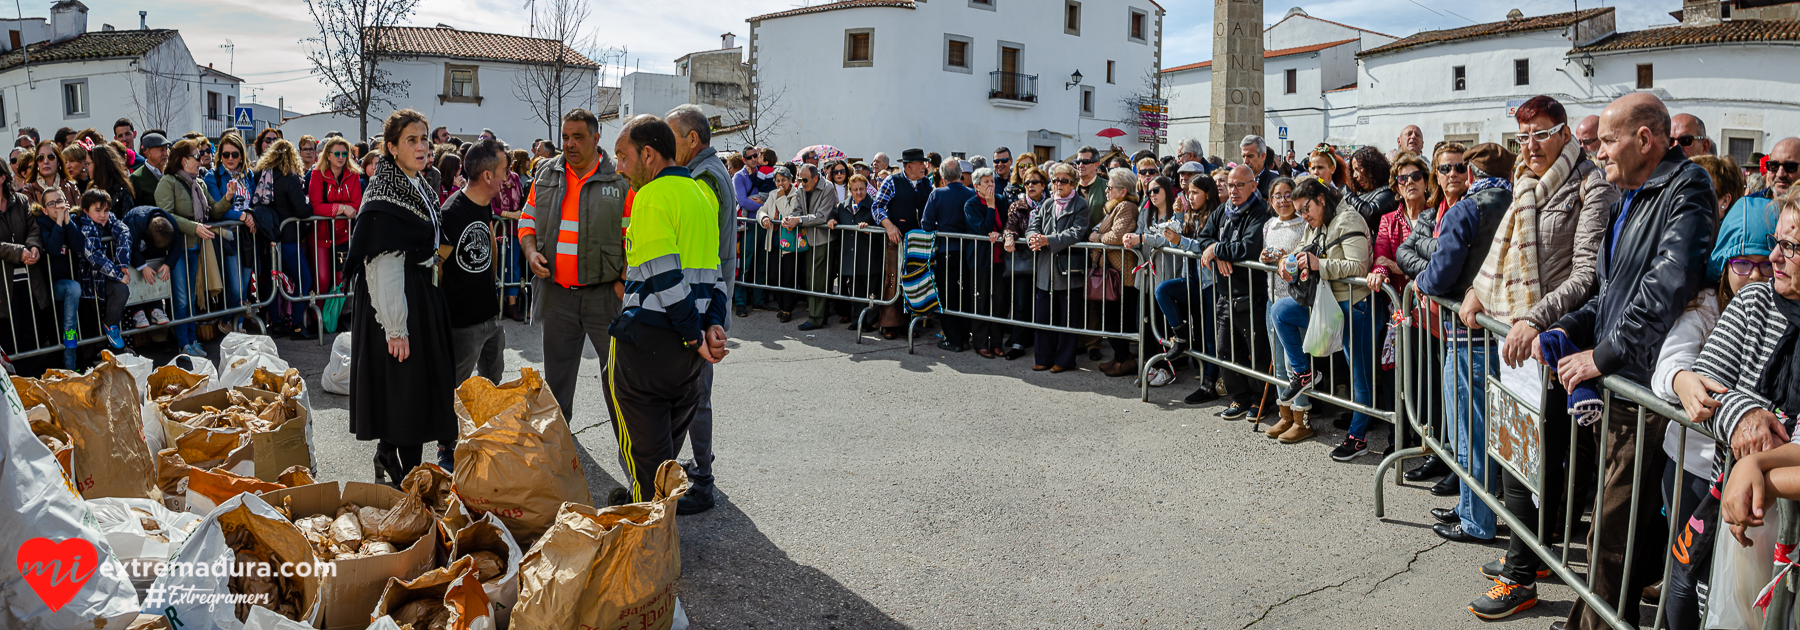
[16,537,99,612]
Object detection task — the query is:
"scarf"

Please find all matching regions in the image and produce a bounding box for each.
[1472,140,1578,324]
[251,169,276,207]
[1758,295,1800,417]
[174,170,209,225]
[1467,176,1512,196]
[1539,329,1605,426]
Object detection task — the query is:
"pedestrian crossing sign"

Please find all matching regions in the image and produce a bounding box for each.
[234,106,254,133]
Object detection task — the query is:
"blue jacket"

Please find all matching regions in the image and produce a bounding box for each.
[35,214,85,283]
[920,182,976,252]
[122,205,182,269]
[1414,185,1512,297]
[202,167,248,222]
[732,168,763,215]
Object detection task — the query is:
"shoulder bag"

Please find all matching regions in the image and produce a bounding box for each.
[1286,230,1367,306]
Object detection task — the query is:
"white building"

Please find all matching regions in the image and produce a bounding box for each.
[279,24,601,147]
[197,64,241,138]
[746,0,1164,162]
[600,35,751,149]
[0,1,208,140]
[1162,9,1395,158]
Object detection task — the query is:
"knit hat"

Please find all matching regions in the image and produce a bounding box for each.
[1463,143,1517,181]
[1708,196,1779,281]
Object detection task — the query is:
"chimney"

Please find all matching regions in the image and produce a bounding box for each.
[101,23,113,31]
[50,0,88,43]
[139,10,146,30]
[1682,0,1722,26]
[1506,8,1524,20]
[722,32,736,49]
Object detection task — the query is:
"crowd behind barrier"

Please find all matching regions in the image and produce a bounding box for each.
[10,92,1800,630]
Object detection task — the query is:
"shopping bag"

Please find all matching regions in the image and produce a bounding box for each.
[143,492,326,628]
[777,225,809,253]
[452,369,591,545]
[512,461,690,630]
[1301,287,1345,357]
[32,353,161,499]
[1085,265,1120,301]
[218,333,290,391]
[321,283,349,334]
[0,374,142,629]
[1703,519,1774,628]
[321,333,353,396]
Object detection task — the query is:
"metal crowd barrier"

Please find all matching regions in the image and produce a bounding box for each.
[1370,289,1730,630]
[276,216,531,344]
[731,217,902,344]
[1136,245,1403,430]
[0,217,275,363]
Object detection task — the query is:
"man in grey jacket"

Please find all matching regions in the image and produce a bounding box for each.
[667,105,737,515]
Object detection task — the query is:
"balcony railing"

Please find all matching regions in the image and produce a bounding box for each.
[989,71,1038,103]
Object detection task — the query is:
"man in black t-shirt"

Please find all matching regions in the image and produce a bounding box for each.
[440,139,508,385]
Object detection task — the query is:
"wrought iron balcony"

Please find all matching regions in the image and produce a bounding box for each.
[989,71,1038,106]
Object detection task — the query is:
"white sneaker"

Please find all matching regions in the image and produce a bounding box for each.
[131,311,151,329]
[1147,367,1175,387]
[149,308,170,325]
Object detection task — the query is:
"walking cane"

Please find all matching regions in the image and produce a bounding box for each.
[1253,358,1274,431]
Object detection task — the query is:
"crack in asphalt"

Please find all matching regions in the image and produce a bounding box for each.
[730,344,910,364]
[1239,575,1360,629]
[1365,540,1451,595]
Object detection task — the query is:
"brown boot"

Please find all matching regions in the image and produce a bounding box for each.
[1265,406,1295,438]
[1278,408,1315,443]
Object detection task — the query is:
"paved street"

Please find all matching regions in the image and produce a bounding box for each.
[279,312,1601,629]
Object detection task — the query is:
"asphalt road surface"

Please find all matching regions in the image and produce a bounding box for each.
[271,311,1605,629]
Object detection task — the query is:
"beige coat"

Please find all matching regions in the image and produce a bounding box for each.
[1522,156,1617,329]
[1301,208,1373,303]
[1092,197,1141,287]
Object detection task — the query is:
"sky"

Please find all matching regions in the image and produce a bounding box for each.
[77,0,1679,115]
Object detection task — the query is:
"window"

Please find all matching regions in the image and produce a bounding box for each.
[61,79,87,118]
[1128,8,1149,44]
[968,0,995,10]
[944,34,972,73]
[0,93,7,129]
[1106,60,1115,84]
[441,64,481,104]
[1514,59,1529,86]
[228,96,235,114]
[1637,63,1654,89]
[207,92,220,120]
[1284,68,1297,94]
[1080,85,1095,117]
[1729,137,1755,163]
[844,28,873,67]
[1065,1,1081,35]
[1451,65,1466,91]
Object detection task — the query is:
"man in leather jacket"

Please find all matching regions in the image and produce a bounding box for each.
[1535,92,1716,630]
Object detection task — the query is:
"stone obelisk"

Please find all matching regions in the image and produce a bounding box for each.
[1209,0,1265,158]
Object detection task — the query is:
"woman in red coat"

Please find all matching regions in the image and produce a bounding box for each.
[309,136,362,297]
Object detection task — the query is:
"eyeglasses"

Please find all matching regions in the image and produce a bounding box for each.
[301,146,317,152]
[1729,257,1775,276]
[1776,238,1800,258]
[1436,163,1469,175]
[1050,177,1072,184]
[1769,161,1800,175]
[1271,192,1293,200]
[1675,135,1708,147]
[993,157,1012,164]
[1515,122,1567,145]
[1225,182,1252,189]
[330,151,348,157]
[1026,180,1046,186]
[1395,171,1427,184]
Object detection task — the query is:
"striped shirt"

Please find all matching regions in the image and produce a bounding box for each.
[1691,281,1799,479]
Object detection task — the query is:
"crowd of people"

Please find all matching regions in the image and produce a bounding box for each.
[9,88,1800,629]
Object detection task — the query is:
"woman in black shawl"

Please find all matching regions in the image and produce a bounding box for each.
[345,109,456,485]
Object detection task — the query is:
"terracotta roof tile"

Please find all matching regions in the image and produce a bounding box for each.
[749,0,915,23]
[1359,7,1612,58]
[1573,18,1800,52]
[368,26,600,68]
[0,29,177,73]
[1162,38,1358,73]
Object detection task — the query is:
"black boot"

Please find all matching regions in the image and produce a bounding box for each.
[1405,455,1449,481]
[373,449,405,489]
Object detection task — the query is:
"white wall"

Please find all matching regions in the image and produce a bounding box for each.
[749,0,1161,161]
[1162,38,1365,159]
[1355,32,1587,150]
[619,71,686,120]
[0,18,51,52]
[1163,66,1210,156]
[279,56,599,149]
[1585,44,1800,163]
[1265,14,1364,51]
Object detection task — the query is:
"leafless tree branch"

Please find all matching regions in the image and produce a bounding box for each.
[511,0,606,140]
[126,44,189,132]
[726,83,789,148]
[303,0,421,139]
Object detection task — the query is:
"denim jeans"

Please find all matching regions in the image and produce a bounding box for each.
[1267,305,1309,409]
[168,248,197,348]
[1271,295,1376,436]
[1447,341,1498,539]
[1152,277,1218,380]
[53,279,79,369]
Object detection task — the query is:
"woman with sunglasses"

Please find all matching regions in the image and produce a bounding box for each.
[1006,154,1036,198]
[998,165,1050,360]
[253,129,282,164]
[154,138,235,356]
[1366,153,1431,296]
[310,136,363,304]
[1024,163,1091,372]
[205,135,249,206]
[20,140,77,207]
[1090,168,1141,377]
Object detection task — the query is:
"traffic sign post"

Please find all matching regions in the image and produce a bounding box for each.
[1278,126,1288,140]
[233,106,255,135]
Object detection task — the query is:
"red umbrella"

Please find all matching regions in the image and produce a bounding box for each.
[1096,128,1127,139]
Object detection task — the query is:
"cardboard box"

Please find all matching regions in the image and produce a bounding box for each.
[164,386,312,482]
[260,481,439,630]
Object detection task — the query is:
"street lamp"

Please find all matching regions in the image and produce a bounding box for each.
[1065,69,1083,90]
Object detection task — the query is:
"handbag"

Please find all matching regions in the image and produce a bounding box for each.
[778,225,810,253]
[1086,265,1121,301]
[1286,230,1367,306]
[320,282,348,334]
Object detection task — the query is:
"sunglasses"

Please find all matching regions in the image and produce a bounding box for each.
[1148,187,1164,195]
[221,152,241,159]
[1777,238,1800,258]
[1675,135,1708,147]
[1396,171,1427,184]
[1769,161,1800,175]
[1051,177,1072,184]
[1436,163,1469,174]
[1514,123,1567,144]
[1271,192,1293,200]
[330,151,349,157]
[1026,180,1046,186]
[994,157,1012,164]
[1729,258,1775,276]
[1074,159,1097,166]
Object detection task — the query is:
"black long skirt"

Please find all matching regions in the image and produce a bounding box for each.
[348,262,457,445]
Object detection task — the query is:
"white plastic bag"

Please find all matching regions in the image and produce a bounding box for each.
[218,333,278,368]
[0,375,141,629]
[114,353,155,399]
[1301,286,1345,357]
[450,510,523,629]
[143,492,324,629]
[321,333,352,396]
[218,335,289,392]
[88,497,203,596]
[1704,521,1775,629]
[168,354,219,383]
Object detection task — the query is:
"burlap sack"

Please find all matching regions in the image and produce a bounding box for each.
[370,556,493,630]
[452,369,590,544]
[511,462,690,630]
[26,354,159,499]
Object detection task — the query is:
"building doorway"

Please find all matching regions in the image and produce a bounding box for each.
[1034,145,1055,164]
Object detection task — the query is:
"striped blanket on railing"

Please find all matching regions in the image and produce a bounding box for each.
[901,230,938,315]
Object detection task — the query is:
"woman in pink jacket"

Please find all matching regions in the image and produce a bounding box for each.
[309,136,362,296]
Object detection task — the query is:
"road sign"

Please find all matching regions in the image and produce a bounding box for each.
[1137,105,1168,113]
[233,106,255,134]
[1278,126,1288,140]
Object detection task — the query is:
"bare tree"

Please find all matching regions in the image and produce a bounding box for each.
[512,0,604,140]
[1116,69,1167,152]
[127,44,189,132]
[727,83,791,148]
[303,0,421,139]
